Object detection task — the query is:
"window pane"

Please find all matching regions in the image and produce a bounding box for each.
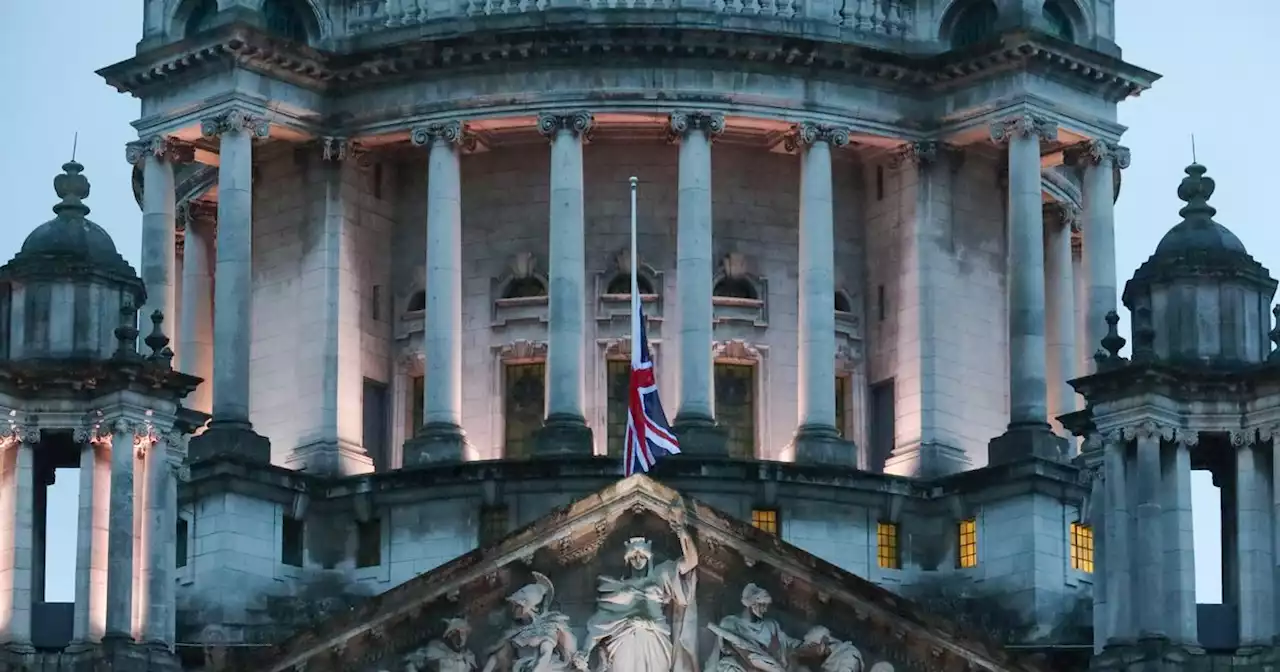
[715,363,755,458]
[504,362,546,459]
[606,360,630,457]
[751,508,779,535]
[877,521,900,569]
[957,519,978,568]
[1070,522,1094,573]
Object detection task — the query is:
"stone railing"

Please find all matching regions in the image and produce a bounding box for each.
[347,0,917,39]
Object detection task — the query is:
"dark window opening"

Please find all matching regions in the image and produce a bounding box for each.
[281,515,304,567]
[951,0,998,49]
[713,277,758,301]
[410,375,424,436]
[606,359,630,456]
[606,273,654,295]
[504,362,546,459]
[371,285,383,321]
[185,0,218,36]
[1043,0,1074,41]
[176,518,189,569]
[503,277,548,299]
[835,375,850,439]
[715,363,756,458]
[877,285,886,321]
[262,0,309,42]
[356,519,381,568]
[868,378,895,472]
[875,165,885,201]
[362,379,389,471]
[407,290,426,313]
[835,292,852,313]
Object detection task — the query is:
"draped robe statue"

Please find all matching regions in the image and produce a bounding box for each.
[705,584,798,672]
[583,509,700,672]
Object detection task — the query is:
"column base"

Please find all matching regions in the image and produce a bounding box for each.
[533,414,594,456]
[285,439,374,476]
[883,440,971,478]
[402,422,469,466]
[1,641,33,655]
[790,424,857,467]
[987,422,1067,466]
[671,414,728,456]
[187,420,271,464]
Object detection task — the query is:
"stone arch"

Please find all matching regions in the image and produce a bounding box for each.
[405,289,426,313]
[601,248,661,297]
[712,252,763,301]
[1041,0,1091,45]
[171,0,217,39]
[938,0,998,49]
[495,252,549,301]
[1041,169,1082,213]
[604,271,656,296]
[834,288,854,313]
[169,0,331,42]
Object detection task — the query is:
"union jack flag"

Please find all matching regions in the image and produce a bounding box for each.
[623,302,681,476]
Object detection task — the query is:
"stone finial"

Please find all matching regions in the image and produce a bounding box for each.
[113,301,139,359]
[52,160,91,219]
[1177,162,1216,222]
[1097,310,1127,370]
[1268,305,1280,362]
[145,310,172,365]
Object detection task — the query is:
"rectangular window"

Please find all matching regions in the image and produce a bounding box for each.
[282,515,304,568]
[479,505,510,547]
[176,518,189,569]
[606,359,630,457]
[957,518,978,568]
[751,508,779,536]
[409,375,425,438]
[715,363,756,459]
[362,379,389,471]
[1070,522,1094,573]
[504,362,546,459]
[876,521,900,569]
[868,379,895,473]
[834,375,850,439]
[877,284,886,321]
[371,285,383,321]
[356,519,381,568]
[875,164,885,201]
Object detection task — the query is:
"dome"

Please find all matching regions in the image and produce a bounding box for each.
[1151,163,1247,257]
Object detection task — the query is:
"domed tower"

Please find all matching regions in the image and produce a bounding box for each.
[1064,163,1280,669]
[0,163,202,669]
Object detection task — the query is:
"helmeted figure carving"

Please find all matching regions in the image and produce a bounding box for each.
[482,572,586,672]
[793,626,869,672]
[705,584,799,672]
[582,503,700,672]
[403,617,478,672]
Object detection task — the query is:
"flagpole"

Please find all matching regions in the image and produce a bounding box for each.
[629,177,640,360]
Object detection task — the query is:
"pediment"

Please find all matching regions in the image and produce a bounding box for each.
[257,476,1043,672]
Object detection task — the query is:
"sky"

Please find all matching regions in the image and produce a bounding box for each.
[0,1,1274,606]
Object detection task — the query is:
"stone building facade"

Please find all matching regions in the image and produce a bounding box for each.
[12,0,1268,670]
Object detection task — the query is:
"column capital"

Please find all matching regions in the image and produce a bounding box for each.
[784,122,851,152]
[1043,201,1081,232]
[178,199,218,231]
[666,111,725,142]
[409,120,474,149]
[1119,419,1176,443]
[200,109,270,140]
[1063,139,1131,169]
[536,111,594,139]
[126,136,196,166]
[320,136,361,162]
[887,140,964,169]
[0,422,38,447]
[988,114,1058,145]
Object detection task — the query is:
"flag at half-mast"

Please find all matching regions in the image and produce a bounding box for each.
[624,176,681,477]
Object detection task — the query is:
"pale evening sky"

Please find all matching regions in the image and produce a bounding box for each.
[0,1,1274,605]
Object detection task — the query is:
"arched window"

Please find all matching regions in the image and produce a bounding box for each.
[262,0,310,42]
[184,0,217,37]
[1042,0,1074,42]
[713,277,758,301]
[407,290,426,313]
[834,291,852,313]
[605,273,654,295]
[502,277,547,299]
[950,0,998,49]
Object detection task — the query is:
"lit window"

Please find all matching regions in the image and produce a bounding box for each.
[1070,522,1094,573]
[751,508,779,535]
[876,521,900,569]
[835,376,850,439]
[715,363,756,458]
[479,505,509,547]
[606,359,630,457]
[503,362,546,459]
[957,519,977,568]
[356,519,381,569]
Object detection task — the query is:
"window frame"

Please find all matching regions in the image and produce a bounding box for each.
[750,507,780,536]
[956,518,978,569]
[502,360,547,459]
[1069,521,1094,573]
[876,520,901,570]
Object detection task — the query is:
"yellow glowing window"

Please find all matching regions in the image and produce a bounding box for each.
[1070,522,1095,573]
[957,518,978,568]
[751,508,779,535]
[876,521,900,569]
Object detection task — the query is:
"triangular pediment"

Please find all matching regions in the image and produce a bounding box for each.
[256,475,1043,672]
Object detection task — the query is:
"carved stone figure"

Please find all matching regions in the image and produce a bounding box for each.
[402,617,478,672]
[793,626,864,672]
[482,572,587,672]
[582,503,700,672]
[705,584,799,672]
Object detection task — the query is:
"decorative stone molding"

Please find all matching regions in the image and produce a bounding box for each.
[199,109,271,139]
[125,135,196,165]
[536,111,594,139]
[492,252,550,329]
[498,340,548,363]
[594,249,663,325]
[714,339,763,363]
[783,122,851,152]
[712,252,767,328]
[988,114,1058,145]
[1077,462,1103,486]
[397,349,426,377]
[1043,201,1081,233]
[602,338,633,361]
[320,136,365,162]
[666,111,725,142]
[1120,420,1175,443]
[834,342,862,374]
[0,421,38,447]
[410,120,476,152]
[1063,139,1132,170]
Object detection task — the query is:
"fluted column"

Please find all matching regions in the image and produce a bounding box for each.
[987,114,1065,465]
[787,122,855,466]
[1102,428,1133,644]
[71,427,110,646]
[1043,203,1079,438]
[1064,140,1129,365]
[105,419,145,640]
[126,136,194,350]
[189,109,271,464]
[533,112,594,455]
[0,424,37,651]
[668,111,727,455]
[1128,421,1167,639]
[405,121,470,464]
[178,202,216,415]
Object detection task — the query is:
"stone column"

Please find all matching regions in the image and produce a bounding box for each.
[1043,203,1079,438]
[1064,140,1129,365]
[71,428,109,646]
[1102,428,1133,644]
[533,111,594,456]
[405,121,470,464]
[126,136,194,349]
[190,109,271,463]
[143,432,177,647]
[787,122,855,466]
[0,424,37,651]
[105,419,144,640]
[1129,421,1166,639]
[1162,429,1198,646]
[987,114,1065,465]
[1234,429,1275,645]
[177,201,216,415]
[668,111,727,455]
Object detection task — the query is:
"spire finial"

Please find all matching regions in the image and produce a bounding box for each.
[1176,162,1216,223]
[1190,133,1196,164]
[51,160,91,218]
[145,310,172,364]
[113,300,140,360]
[1098,310,1127,370]
[71,132,78,162]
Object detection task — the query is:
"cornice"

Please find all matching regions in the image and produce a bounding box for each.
[99,21,1157,106]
